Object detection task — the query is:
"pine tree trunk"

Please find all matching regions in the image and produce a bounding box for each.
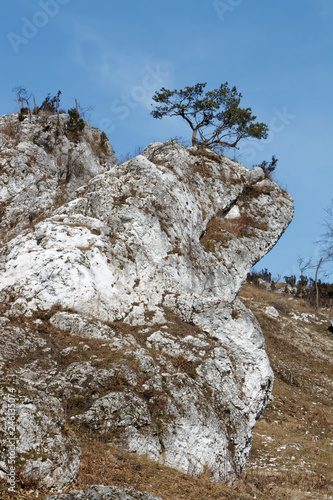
[192,127,199,146]
[191,132,196,146]
[315,257,323,311]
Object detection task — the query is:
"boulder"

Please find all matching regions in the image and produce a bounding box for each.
[265,306,279,318]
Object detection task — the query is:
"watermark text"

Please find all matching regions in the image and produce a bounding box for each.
[8,0,71,54]
[3,388,17,493]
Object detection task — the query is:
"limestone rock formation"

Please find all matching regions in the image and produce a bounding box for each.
[47,485,162,499]
[0,387,80,491]
[0,113,294,492]
[0,112,115,244]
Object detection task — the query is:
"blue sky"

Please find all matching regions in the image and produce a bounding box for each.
[1,0,332,280]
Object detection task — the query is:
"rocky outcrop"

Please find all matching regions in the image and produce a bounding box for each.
[0,387,80,491]
[47,485,162,499]
[0,114,294,492]
[0,112,115,244]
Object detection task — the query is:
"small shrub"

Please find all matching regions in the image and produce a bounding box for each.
[18,107,29,122]
[39,90,62,114]
[66,108,85,141]
[253,155,278,179]
[284,275,296,286]
[247,268,272,286]
[99,131,108,153]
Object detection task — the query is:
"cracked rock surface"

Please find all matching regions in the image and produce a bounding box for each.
[0,112,115,244]
[0,115,294,492]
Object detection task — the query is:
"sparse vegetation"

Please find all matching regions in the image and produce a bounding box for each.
[2,284,331,499]
[86,131,110,161]
[282,273,333,307]
[240,283,333,500]
[99,131,108,153]
[10,89,87,144]
[12,86,32,111]
[253,155,278,179]
[151,82,269,153]
[66,108,85,142]
[249,267,333,309]
[200,210,269,252]
[1,86,331,500]
[39,90,62,114]
[117,145,143,164]
[0,121,17,138]
[247,268,274,286]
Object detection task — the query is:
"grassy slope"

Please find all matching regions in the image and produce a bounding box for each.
[1,284,332,499]
[240,284,333,500]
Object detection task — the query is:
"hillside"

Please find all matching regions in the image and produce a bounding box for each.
[1,283,332,499]
[240,283,333,499]
[56,285,332,499]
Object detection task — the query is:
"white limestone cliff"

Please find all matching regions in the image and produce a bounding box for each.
[0,112,294,492]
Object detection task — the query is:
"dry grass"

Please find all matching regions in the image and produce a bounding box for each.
[0,201,7,222]
[67,436,253,500]
[0,122,17,139]
[0,475,47,500]
[0,436,253,500]
[240,183,271,201]
[200,211,268,251]
[240,284,333,499]
[188,148,231,185]
[188,146,222,162]
[85,131,109,162]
